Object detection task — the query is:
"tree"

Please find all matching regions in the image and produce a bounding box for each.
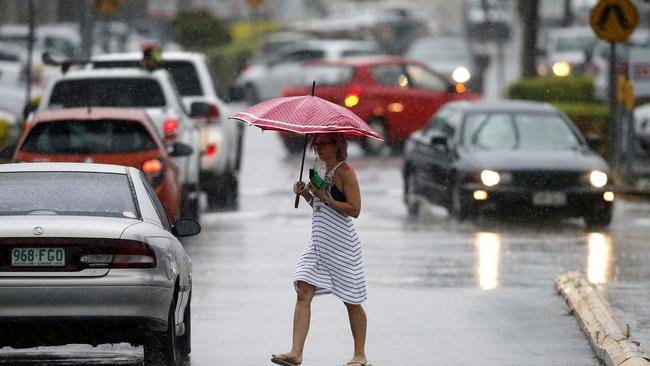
[519,0,540,78]
[170,9,231,50]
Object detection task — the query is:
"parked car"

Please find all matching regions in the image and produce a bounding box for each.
[402,100,614,228]
[404,36,484,93]
[232,39,382,104]
[35,67,204,219]
[537,27,598,77]
[90,51,240,209]
[282,56,479,154]
[0,162,200,365]
[13,108,190,222]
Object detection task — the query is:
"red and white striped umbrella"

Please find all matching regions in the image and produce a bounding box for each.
[229,95,384,140]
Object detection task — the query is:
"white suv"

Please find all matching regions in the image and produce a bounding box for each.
[90,52,240,209]
[36,68,203,219]
[233,39,381,104]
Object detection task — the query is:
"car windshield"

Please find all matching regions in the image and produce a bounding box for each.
[93,60,203,97]
[0,172,138,218]
[295,65,354,86]
[21,120,158,154]
[462,112,582,150]
[407,41,472,62]
[49,78,166,108]
[555,35,596,53]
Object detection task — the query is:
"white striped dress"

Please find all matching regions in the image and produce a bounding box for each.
[294,194,367,305]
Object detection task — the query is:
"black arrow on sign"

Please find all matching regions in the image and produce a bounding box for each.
[597,4,632,30]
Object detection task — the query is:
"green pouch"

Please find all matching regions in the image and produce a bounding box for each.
[309,168,327,189]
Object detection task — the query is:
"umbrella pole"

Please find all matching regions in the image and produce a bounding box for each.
[294,134,309,208]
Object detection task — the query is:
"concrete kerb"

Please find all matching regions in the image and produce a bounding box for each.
[555,271,650,366]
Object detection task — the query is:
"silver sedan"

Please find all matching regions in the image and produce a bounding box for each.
[0,162,199,366]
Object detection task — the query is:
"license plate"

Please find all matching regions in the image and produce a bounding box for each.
[532,192,567,206]
[11,248,65,267]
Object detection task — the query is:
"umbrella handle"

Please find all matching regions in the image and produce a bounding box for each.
[294,134,310,209]
[294,194,301,209]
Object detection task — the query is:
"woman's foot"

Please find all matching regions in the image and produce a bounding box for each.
[343,356,370,366]
[271,352,302,366]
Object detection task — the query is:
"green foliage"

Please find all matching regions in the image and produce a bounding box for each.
[506,76,595,103]
[170,10,232,50]
[553,103,609,154]
[205,40,256,98]
[0,119,10,147]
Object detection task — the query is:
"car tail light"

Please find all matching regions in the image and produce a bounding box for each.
[163,119,179,140]
[242,65,251,74]
[208,104,220,120]
[142,158,164,187]
[81,240,156,269]
[344,86,362,108]
[205,143,217,156]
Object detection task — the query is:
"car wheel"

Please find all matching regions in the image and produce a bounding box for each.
[178,291,191,357]
[144,291,180,366]
[181,185,200,220]
[450,181,469,222]
[243,84,260,105]
[207,172,239,210]
[361,118,388,155]
[584,204,613,229]
[404,171,420,216]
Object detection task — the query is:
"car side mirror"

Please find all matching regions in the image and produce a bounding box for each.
[168,142,194,157]
[585,133,601,150]
[447,84,456,94]
[190,101,212,118]
[173,218,201,237]
[430,135,449,150]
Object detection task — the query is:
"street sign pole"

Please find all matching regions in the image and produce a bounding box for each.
[608,41,617,165]
[25,0,34,106]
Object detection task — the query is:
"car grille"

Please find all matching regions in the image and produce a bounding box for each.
[511,171,582,188]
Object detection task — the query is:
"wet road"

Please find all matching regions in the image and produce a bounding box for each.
[3,105,650,365]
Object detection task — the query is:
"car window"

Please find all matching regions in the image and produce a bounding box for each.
[425,108,459,138]
[341,49,380,57]
[295,65,354,87]
[92,60,203,97]
[21,119,158,154]
[139,171,172,231]
[49,78,166,108]
[0,172,138,218]
[463,113,516,149]
[281,50,325,63]
[405,64,446,92]
[44,36,76,58]
[463,112,582,150]
[370,64,408,87]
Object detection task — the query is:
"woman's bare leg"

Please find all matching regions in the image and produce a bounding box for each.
[345,303,368,364]
[272,281,316,364]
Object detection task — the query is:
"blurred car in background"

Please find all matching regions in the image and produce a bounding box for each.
[232,39,382,105]
[13,108,190,222]
[282,56,479,154]
[404,36,484,93]
[402,100,614,228]
[35,67,205,219]
[590,29,650,101]
[464,0,511,42]
[90,51,240,209]
[0,162,198,365]
[537,27,597,77]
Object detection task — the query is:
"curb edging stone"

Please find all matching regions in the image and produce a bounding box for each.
[555,271,650,366]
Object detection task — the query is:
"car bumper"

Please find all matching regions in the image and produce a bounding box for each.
[460,184,614,216]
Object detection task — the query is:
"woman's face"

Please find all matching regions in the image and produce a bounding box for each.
[313,135,337,159]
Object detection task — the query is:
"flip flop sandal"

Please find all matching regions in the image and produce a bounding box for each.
[343,362,372,366]
[271,354,301,366]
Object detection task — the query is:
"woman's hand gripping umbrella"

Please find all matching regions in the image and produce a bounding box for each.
[229,83,384,208]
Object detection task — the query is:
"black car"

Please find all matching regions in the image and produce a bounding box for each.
[403,100,614,227]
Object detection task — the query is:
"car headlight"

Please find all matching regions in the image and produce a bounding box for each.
[480,170,500,187]
[589,170,608,188]
[452,66,471,84]
[552,61,571,77]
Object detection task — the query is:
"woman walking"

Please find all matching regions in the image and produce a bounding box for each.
[271,133,370,366]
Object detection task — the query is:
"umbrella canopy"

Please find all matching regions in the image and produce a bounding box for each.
[229,95,384,140]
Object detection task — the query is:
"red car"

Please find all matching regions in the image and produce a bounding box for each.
[13,108,192,222]
[282,56,479,154]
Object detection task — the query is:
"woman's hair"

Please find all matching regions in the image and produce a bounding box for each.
[312,133,347,162]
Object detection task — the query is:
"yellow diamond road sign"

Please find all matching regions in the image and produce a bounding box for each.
[590,0,638,43]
